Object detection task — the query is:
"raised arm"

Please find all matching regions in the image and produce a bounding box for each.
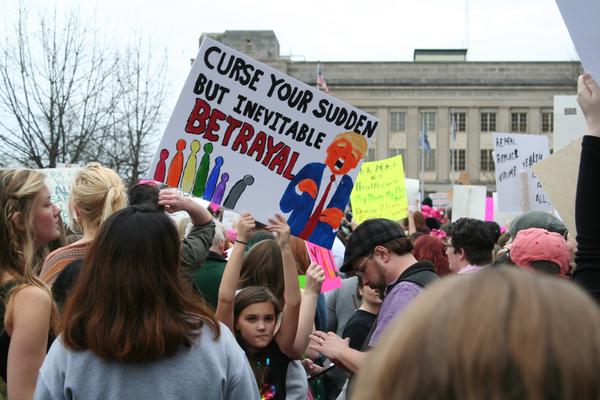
[574,73,600,302]
[216,213,255,331]
[268,214,301,357]
[158,188,213,226]
[290,262,325,359]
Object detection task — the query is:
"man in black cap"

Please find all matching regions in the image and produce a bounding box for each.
[308,218,438,374]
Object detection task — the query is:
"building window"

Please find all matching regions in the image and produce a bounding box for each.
[421,112,436,131]
[450,149,466,171]
[542,112,554,133]
[481,112,497,132]
[389,148,406,163]
[564,107,577,115]
[390,112,406,132]
[451,112,466,132]
[367,148,376,161]
[419,150,436,171]
[511,112,527,132]
[480,149,495,171]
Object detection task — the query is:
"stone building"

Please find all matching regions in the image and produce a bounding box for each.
[201,30,581,192]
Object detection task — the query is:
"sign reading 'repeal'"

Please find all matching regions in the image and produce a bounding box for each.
[149,37,379,249]
[492,132,552,213]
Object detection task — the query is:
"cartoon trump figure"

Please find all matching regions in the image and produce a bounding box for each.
[280,131,368,248]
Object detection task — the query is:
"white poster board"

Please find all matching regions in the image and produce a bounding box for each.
[553,95,587,151]
[149,37,379,249]
[39,168,80,224]
[405,178,420,211]
[493,133,552,213]
[555,0,600,80]
[492,192,520,229]
[451,185,486,222]
[430,192,450,209]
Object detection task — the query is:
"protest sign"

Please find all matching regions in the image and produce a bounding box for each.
[485,197,494,221]
[405,178,420,210]
[350,155,407,223]
[39,168,80,224]
[306,242,342,292]
[493,133,552,213]
[554,96,587,151]
[533,138,581,237]
[451,185,486,222]
[430,192,450,209]
[149,37,379,249]
[555,0,600,80]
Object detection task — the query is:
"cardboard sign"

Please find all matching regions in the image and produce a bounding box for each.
[555,0,600,80]
[493,133,552,213]
[533,138,581,237]
[306,241,342,292]
[149,38,379,249]
[350,156,407,223]
[39,168,80,224]
[451,185,486,221]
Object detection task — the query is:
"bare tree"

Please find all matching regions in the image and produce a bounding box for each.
[109,40,168,186]
[0,6,168,182]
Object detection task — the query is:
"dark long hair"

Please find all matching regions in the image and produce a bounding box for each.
[60,205,220,362]
[238,240,284,301]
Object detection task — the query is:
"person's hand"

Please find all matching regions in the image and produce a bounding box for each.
[308,331,349,363]
[235,212,255,243]
[319,207,343,229]
[577,73,600,136]
[158,188,189,213]
[305,262,325,295]
[301,358,323,376]
[267,213,291,247]
[298,179,318,199]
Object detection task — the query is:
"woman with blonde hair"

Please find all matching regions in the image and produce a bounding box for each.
[0,169,60,398]
[351,268,600,400]
[40,163,127,286]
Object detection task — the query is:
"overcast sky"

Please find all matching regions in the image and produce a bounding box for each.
[0,0,578,153]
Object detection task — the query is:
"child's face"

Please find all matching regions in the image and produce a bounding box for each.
[236,301,277,351]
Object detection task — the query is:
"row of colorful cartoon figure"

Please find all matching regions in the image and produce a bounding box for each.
[154,138,254,209]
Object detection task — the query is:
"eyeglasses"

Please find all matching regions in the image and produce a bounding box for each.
[354,252,374,276]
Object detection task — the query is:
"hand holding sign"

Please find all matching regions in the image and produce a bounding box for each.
[577,73,600,136]
[305,262,325,295]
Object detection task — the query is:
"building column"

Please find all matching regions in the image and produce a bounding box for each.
[467,107,480,182]
[406,107,419,178]
[498,107,510,133]
[437,108,450,182]
[376,107,389,160]
[529,107,541,134]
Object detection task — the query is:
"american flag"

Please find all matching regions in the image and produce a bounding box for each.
[316,64,330,94]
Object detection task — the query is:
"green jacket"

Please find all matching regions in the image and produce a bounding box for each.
[181,221,215,283]
[193,251,227,310]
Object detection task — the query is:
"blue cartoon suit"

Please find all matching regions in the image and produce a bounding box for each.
[279,162,353,248]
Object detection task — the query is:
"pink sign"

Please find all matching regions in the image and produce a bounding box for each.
[485,196,494,221]
[305,242,342,292]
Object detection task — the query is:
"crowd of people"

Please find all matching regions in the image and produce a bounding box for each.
[1,73,600,399]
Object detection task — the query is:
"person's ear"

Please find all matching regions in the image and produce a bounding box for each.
[458,247,467,261]
[11,211,25,231]
[374,245,391,262]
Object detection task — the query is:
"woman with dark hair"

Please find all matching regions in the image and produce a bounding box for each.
[412,235,451,277]
[35,206,258,399]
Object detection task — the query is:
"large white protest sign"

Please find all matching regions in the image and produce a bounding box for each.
[149,37,379,249]
[39,168,80,224]
[555,0,600,80]
[451,185,486,222]
[493,133,552,213]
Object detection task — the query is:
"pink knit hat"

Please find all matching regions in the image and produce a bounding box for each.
[508,227,571,276]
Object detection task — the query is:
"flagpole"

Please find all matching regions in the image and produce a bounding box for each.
[450,114,456,186]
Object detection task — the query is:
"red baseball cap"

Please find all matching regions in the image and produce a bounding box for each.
[507,227,571,276]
